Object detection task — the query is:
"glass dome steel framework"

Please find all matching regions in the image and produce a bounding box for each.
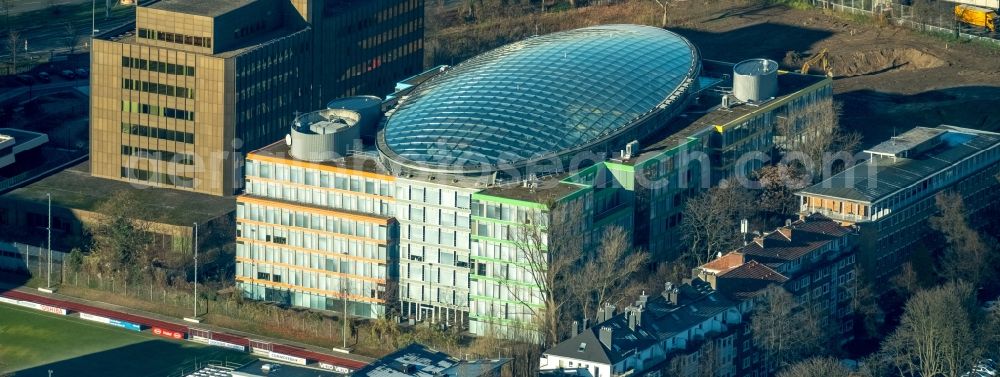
[378,24,702,177]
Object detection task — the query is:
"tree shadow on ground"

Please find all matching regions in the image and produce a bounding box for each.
[14,340,251,377]
[673,22,835,64]
[838,86,1000,148]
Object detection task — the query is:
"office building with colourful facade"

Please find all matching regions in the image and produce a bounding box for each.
[235,24,833,342]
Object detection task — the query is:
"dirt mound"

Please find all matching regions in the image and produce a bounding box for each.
[783,48,948,77]
[829,48,948,77]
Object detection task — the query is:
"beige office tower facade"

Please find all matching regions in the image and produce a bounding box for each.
[91,0,424,196]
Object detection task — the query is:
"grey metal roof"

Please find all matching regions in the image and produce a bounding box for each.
[378,24,700,174]
[353,343,509,377]
[544,280,737,365]
[146,0,253,17]
[865,127,945,157]
[799,126,1000,203]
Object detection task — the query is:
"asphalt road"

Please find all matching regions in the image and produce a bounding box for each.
[4,0,93,15]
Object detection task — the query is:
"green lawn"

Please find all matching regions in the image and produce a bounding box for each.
[0,303,254,377]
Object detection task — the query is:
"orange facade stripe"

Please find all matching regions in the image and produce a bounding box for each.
[236,256,388,285]
[238,218,389,246]
[237,236,387,264]
[246,176,395,202]
[247,153,394,181]
[235,276,385,304]
[237,195,392,225]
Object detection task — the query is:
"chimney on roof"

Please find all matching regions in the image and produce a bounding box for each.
[599,326,614,350]
[785,218,793,227]
[636,291,648,307]
[664,282,680,305]
[571,320,579,337]
[627,305,646,331]
[603,304,617,322]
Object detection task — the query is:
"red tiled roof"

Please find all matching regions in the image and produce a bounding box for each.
[700,252,745,274]
[738,214,852,261]
[719,260,788,282]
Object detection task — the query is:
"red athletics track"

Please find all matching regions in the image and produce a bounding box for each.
[0,289,368,371]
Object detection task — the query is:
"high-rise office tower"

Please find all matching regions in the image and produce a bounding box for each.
[91,0,424,196]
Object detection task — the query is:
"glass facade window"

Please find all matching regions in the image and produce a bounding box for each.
[380,25,699,173]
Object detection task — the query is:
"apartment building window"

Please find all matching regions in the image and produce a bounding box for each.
[122,123,194,144]
[121,101,194,121]
[121,145,194,165]
[122,79,194,99]
[120,167,193,188]
[138,28,212,48]
[122,57,195,76]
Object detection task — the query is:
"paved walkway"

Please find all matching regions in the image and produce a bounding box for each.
[0,282,374,370]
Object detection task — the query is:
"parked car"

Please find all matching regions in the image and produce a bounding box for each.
[75,68,88,78]
[16,75,34,85]
[36,72,51,82]
[59,70,76,79]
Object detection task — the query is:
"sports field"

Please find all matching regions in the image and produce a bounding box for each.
[0,303,254,377]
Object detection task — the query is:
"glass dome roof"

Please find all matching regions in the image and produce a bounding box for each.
[379,24,700,174]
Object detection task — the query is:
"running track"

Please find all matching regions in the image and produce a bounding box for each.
[0,289,368,371]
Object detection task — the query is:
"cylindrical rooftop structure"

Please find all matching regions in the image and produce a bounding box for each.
[287,109,362,162]
[733,58,779,103]
[327,95,383,140]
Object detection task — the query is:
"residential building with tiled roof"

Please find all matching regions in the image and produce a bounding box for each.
[540,279,743,377]
[693,213,859,376]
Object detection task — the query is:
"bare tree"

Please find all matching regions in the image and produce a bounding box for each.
[87,190,153,296]
[850,266,883,341]
[929,191,993,286]
[891,261,921,297]
[880,281,978,377]
[6,30,18,75]
[777,357,853,377]
[751,285,831,371]
[63,22,81,54]
[755,164,808,220]
[507,200,585,346]
[572,226,648,320]
[776,100,862,183]
[680,183,754,266]
[651,0,668,27]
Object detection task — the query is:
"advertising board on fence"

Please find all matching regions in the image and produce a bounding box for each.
[80,312,141,331]
[266,351,308,366]
[0,297,66,315]
[80,312,111,324]
[152,327,185,340]
[13,300,40,310]
[191,335,247,352]
[109,318,142,331]
[37,304,67,315]
[318,363,352,374]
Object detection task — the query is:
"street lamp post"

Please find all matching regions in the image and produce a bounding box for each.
[91,0,96,36]
[193,222,198,319]
[46,193,51,289]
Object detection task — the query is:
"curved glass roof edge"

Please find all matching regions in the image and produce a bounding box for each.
[377,24,703,177]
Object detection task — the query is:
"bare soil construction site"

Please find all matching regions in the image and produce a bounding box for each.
[671,5,1000,147]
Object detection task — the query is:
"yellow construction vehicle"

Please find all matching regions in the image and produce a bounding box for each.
[799,48,833,78]
[955,5,997,32]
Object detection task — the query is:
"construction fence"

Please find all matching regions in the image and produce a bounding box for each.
[807,0,1000,46]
